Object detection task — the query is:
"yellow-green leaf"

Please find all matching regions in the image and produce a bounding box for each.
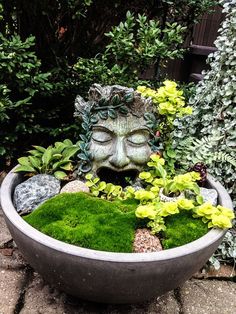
[28,156,41,169]
[32,145,46,153]
[14,165,36,173]
[60,163,73,171]
[42,147,52,166]
[54,171,67,180]
[18,157,30,166]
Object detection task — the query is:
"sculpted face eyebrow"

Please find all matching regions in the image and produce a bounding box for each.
[128,128,150,135]
[92,125,114,135]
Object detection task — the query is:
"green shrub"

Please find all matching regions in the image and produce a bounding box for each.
[0,1,217,68]
[0,33,77,167]
[0,0,218,167]
[162,211,208,249]
[0,34,52,158]
[24,192,137,252]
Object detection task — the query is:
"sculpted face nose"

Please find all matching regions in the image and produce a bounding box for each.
[109,137,130,168]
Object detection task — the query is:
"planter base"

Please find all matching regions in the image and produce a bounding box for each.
[0,169,233,303]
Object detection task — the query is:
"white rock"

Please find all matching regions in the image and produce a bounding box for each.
[200,187,218,206]
[60,180,89,194]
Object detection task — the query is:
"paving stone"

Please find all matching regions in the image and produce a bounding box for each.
[0,209,12,245]
[180,279,236,314]
[21,273,67,314]
[0,208,27,271]
[0,249,28,271]
[0,269,25,314]
[20,273,179,314]
[63,290,179,314]
[145,291,180,314]
[194,265,236,279]
[22,272,180,314]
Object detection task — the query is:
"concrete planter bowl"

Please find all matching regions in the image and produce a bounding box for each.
[0,168,233,304]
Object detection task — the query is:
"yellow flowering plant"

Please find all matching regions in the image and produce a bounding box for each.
[134,190,156,203]
[85,156,234,236]
[135,204,157,220]
[135,197,235,234]
[139,154,201,197]
[134,198,192,234]
[137,80,192,119]
[137,80,193,173]
[134,155,235,233]
[193,203,235,229]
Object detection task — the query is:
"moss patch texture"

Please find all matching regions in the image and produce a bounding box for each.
[162,211,208,249]
[24,192,209,252]
[24,192,137,253]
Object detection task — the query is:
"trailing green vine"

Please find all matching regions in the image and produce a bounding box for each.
[174,0,236,205]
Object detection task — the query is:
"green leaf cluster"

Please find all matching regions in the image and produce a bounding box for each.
[72,10,188,89]
[137,81,192,173]
[85,174,124,200]
[105,12,186,75]
[0,33,74,166]
[15,139,80,180]
[140,154,200,196]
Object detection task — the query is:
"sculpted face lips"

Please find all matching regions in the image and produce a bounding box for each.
[89,115,152,185]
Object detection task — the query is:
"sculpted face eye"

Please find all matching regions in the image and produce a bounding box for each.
[92,128,113,143]
[127,131,149,146]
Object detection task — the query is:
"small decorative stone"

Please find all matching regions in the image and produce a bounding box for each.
[200,187,218,206]
[13,174,60,213]
[159,188,184,202]
[60,180,89,194]
[133,228,163,253]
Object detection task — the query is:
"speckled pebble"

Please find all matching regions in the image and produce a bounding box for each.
[60,180,89,194]
[13,174,60,213]
[133,228,163,253]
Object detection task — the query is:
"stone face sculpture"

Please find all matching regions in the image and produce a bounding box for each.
[75,84,159,185]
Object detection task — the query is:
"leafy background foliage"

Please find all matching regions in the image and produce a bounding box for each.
[0,0,217,169]
[173,0,236,267]
[174,0,236,205]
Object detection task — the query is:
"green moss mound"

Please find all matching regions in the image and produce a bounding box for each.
[24,192,138,253]
[24,192,209,252]
[162,211,209,249]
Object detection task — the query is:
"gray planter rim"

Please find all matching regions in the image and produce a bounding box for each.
[0,166,233,263]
